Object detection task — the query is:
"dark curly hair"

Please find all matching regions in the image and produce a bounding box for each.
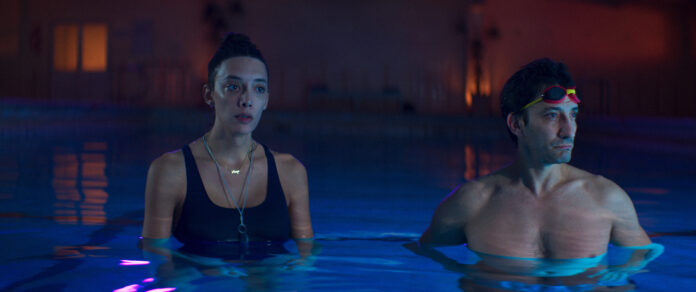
[207,33,268,88]
[499,58,575,143]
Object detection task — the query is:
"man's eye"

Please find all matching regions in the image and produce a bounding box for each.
[227,84,239,91]
[255,86,266,94]
[545,112,557,118]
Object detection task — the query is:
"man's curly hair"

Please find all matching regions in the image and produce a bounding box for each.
[499,58,576,143]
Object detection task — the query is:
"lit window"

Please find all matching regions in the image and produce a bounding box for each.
[81,24,107,72]
[53,25,79,72]
[53,23,108,72]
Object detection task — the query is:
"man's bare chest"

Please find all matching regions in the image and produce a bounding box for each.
[465,192,613,258]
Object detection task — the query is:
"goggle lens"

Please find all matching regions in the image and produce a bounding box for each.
[520,86,580,110]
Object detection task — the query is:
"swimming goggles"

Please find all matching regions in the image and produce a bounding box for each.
[520,86,580,111]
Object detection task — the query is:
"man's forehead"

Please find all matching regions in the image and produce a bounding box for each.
[539,101,579,111]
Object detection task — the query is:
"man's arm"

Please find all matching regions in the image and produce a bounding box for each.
[419,185,471,247]
[602,178,651,247]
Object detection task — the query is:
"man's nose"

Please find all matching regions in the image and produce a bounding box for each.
[558,115,576,138]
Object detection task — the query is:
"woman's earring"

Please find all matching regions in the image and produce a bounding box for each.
[207,101,214,108]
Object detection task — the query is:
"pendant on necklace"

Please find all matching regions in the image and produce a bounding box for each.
[238,223,249,249]
[231,169,240,175]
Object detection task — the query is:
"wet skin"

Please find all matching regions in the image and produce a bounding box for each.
[420,97,651,259]
[142,57,314,250]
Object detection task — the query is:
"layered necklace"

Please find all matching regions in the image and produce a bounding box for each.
[202,134,256,245]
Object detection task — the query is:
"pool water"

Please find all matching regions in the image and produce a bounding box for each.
[1,106,695,291]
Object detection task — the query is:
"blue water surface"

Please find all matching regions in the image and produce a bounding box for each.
[1,105,695,291]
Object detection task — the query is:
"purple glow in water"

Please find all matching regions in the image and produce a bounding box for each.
[142,278,155,283]
[145,288,176,292]
[120,260,150,266]
[113,284,141,292]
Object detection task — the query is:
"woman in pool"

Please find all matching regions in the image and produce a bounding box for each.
[141,33,314,258]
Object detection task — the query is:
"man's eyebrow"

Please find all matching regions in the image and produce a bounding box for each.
[542,106,563,111]
[541,106,579,112]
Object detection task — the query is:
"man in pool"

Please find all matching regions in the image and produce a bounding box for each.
[419,58,652,259]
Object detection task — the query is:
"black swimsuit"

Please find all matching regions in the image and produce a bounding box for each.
[173,144,291,258]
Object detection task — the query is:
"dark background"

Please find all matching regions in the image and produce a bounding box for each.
[1,0,695,117]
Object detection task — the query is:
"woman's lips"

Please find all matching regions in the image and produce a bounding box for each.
[235,114,253,124]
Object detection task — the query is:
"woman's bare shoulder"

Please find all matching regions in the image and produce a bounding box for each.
[146,149,187,198]
[150,150,186,175]
[269,150,308,200]
[270,150,307,177]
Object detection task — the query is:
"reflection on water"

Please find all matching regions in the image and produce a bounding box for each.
[120,260,150,266]
[114,283,175,292]
[52,142,109,225]
[116,232,664,292]
[54,245,110,259]
[2,109,693,291]
[407,242,664,291]
[120,240,318,292]
[464,145,476,180]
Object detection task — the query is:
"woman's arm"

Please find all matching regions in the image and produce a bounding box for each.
[275,152,314,240]
[142,151,186,239]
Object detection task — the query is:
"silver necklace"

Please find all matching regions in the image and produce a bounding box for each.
[227,149,252,175]
[202,134,255,244]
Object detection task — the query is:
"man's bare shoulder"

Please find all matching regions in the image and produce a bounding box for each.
[449,169,512,206]
[562,164,629,205]
[428,170,509,231]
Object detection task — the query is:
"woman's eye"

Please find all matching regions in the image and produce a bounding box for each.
[544,112,557,119]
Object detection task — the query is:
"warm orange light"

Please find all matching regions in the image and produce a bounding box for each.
[54,246,86,259]
[83,189,108,204]
[478,150,491,177]
[55,192,80,201]
[53,145,109,226]
[464,145,475,180]
[81,24,108,72]
[82,180,108,188]
[52,178,77,189]
[465,59,491,110]
[82,161,106,178]
[53,25,79,72]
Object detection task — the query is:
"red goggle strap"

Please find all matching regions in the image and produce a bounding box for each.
[566,87,580,104]
[520,86,580,110]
